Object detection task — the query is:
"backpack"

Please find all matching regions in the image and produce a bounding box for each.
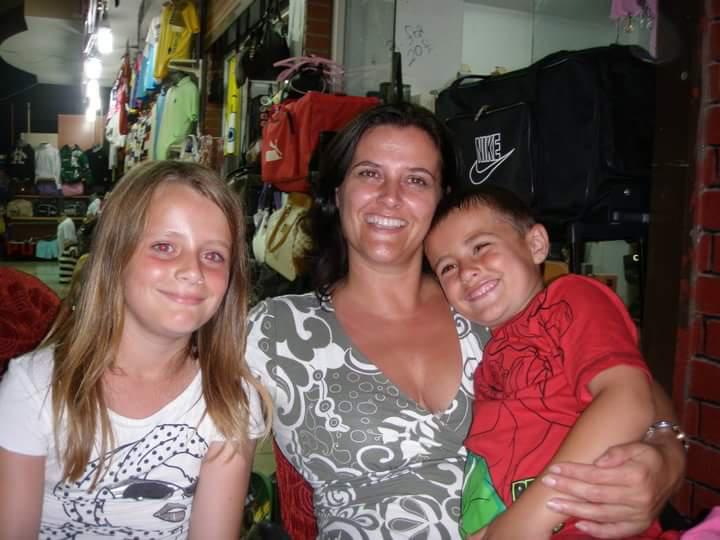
[437,45,656,222]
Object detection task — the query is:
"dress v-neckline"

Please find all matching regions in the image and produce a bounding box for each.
[323,296,466,417]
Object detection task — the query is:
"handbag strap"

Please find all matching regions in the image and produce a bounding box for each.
[265,204,306,253]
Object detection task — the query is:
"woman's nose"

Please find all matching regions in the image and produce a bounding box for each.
[378,178,401,207]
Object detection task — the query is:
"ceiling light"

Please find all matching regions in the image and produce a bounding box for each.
[86,79,100,99]
[84,56,103,79]
[97,27,113,55]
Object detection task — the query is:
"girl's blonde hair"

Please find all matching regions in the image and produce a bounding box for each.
[44,160,270,482]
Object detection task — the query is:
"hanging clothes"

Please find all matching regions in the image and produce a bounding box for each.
[7,142,35,180]
[105,57,132,171]
[60,145,91,184]
[153,0,200,81]
[35,143,61,186]
[143,16,162,93]
[155,76,198,160]
[84,145,110,191]
[224,55,240,156]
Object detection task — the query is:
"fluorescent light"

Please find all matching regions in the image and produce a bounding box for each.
[84,57,102,80]
[97,27,113,55]
[86,79,100,99]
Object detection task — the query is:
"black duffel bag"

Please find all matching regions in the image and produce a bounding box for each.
[437,45,656,222]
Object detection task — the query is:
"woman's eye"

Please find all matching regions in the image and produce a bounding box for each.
[151,242,174,254]
[357,168,379,179]
[473,243,489,254]
[407,176,428,187]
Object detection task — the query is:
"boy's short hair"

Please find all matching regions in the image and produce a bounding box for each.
[431,185,536,235]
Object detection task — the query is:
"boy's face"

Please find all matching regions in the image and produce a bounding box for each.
[425,204,548,329]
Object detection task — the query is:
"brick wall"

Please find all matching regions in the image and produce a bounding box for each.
[304,0,333,57]
[672,0,720,518]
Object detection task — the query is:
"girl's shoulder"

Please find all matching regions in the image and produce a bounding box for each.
[3,347,54,389]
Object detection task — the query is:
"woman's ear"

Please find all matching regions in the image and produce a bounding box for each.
[525,223,550,264]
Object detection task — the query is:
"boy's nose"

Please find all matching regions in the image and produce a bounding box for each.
[459,265,478,284]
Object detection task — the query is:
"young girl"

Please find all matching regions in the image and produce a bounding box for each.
[0,161,271,539]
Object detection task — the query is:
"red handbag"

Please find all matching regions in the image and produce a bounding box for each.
[261,92,380,192]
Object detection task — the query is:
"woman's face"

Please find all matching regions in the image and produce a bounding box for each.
[336,125,443,271]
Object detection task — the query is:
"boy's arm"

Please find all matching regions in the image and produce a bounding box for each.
[479,364,654,540]
[540,380,686,538]
[0,447,45,538]
[188,438,257,540]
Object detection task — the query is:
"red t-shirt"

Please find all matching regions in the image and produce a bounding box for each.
[466,274,650,507]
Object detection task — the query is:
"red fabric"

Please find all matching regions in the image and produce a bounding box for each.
[0,268,60,367]
[261,92,380,192]
[272,441,317,540]
[468,275,650,507]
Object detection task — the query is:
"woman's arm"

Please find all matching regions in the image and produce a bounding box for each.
[0,448,45,539]
[542,380,686,538]
[188,438,257,540]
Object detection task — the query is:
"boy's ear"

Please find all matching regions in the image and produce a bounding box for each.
[525,224,550,264]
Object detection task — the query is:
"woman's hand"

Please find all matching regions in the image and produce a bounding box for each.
[542,436,685,539]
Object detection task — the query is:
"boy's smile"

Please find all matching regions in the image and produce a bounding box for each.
[425,204,548,329]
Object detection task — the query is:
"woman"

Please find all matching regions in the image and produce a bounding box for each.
[246,103,685,538]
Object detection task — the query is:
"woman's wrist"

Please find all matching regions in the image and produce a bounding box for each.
[643,421,688,494]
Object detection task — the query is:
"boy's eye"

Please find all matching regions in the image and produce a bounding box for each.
[438,263,456,276]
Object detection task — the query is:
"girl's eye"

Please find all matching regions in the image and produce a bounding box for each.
[204,251,226,264]
[151,242,174,254]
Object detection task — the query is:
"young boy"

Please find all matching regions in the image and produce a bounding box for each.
[424,186,668,540]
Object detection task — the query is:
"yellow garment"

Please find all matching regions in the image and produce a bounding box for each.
[224,55,240,155]
[154,1,200,81]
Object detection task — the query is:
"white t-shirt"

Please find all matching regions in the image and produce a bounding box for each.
[0,348,265,540]
[56,217,77,252]
[86,198,101,217]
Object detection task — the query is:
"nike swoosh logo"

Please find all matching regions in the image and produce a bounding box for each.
[469,148,516,185]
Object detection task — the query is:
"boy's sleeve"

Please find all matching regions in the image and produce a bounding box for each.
[552,276,651,406]
[0,356,52,456]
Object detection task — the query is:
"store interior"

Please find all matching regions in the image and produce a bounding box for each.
[0,0,716,536]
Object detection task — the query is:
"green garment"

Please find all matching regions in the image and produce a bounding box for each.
[461,451,506,538]
[155,76,198,160]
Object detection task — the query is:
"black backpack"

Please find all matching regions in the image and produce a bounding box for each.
[437,45,656,222]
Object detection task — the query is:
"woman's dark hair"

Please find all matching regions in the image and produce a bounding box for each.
[305,102,460,301]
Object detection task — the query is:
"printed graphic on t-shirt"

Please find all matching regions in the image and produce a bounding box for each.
[40,423,208,539]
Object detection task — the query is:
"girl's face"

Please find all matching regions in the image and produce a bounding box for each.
[335,125,443,271]
[122,183,232,347]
